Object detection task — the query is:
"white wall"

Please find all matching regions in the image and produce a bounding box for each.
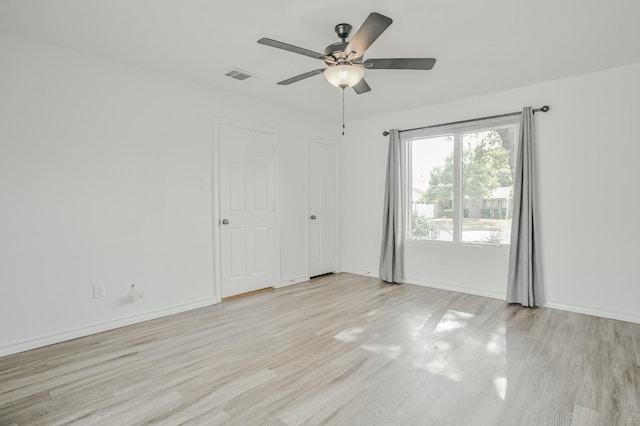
[0,32,338,356]
[341,62,640,323]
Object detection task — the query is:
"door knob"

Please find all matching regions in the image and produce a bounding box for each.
[221,219,230,225]
[310,215,317,220]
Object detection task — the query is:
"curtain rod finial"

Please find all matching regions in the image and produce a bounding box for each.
[383,130,390,136]
[541,105,550,112]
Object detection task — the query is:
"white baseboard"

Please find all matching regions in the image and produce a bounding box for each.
[344,271,640,324]
[403,277,640,324]
[276,276,310,288]
[341,268,379,279]
[0,298,217,357]
[542,301,640,324]
[403,277,505,300]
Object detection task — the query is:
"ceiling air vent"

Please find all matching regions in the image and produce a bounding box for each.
[225,68,256,81]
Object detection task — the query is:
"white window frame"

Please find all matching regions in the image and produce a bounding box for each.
[403,116,520,247]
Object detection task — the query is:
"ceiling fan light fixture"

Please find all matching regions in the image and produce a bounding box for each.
[324,65,365,88]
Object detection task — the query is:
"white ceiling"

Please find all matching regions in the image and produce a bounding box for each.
[1,0,639,121]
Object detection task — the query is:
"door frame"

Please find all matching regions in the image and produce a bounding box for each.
[306,138,340,278]
[213,117,280,303]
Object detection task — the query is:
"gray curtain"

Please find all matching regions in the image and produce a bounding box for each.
[379,129,404,283]
[507,107,539,307]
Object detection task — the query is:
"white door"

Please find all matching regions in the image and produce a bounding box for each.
[219,123,277,298]
[308,141,336,277]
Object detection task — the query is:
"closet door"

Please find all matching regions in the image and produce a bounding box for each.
[308,141,336,277]
[219,123,277,297]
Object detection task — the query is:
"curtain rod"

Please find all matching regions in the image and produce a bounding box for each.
[382,105,550,137]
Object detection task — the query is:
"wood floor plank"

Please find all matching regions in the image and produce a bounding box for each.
[571,404,606,426]
[1,273,639,425]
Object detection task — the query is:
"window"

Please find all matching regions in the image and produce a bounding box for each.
[406,118,519,246]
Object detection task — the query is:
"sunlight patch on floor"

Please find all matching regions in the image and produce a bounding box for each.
[486,323,506,355]
[488,323,507,400]
[407,314,431,339]
[434,310,474,333]
[494,376,507,400]
[333,327,364,343]
[360,343,403,359]
[415,357,463,382]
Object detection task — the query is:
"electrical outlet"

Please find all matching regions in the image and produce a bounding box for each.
[93,284,105,299]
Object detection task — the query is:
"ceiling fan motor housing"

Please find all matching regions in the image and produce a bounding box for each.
[334,23,352,40]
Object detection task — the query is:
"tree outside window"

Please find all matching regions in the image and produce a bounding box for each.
[409,120,518,245]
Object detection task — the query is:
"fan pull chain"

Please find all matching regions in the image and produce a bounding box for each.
[342,88,345,136]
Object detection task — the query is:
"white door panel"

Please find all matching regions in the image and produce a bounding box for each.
[220,124,276,297]
[308,142,336,277]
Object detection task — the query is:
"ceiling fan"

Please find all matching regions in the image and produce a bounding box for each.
[257,12,436,94]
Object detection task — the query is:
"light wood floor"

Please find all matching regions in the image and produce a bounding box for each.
[1,273,639,425]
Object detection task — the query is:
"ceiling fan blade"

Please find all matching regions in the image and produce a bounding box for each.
[258,38,325,60]
[353,78,371,94]
[277,69,326,85]
[365,58,437,70]
[345,13,393,59]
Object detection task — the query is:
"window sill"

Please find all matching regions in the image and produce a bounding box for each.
[405,239,510,252]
